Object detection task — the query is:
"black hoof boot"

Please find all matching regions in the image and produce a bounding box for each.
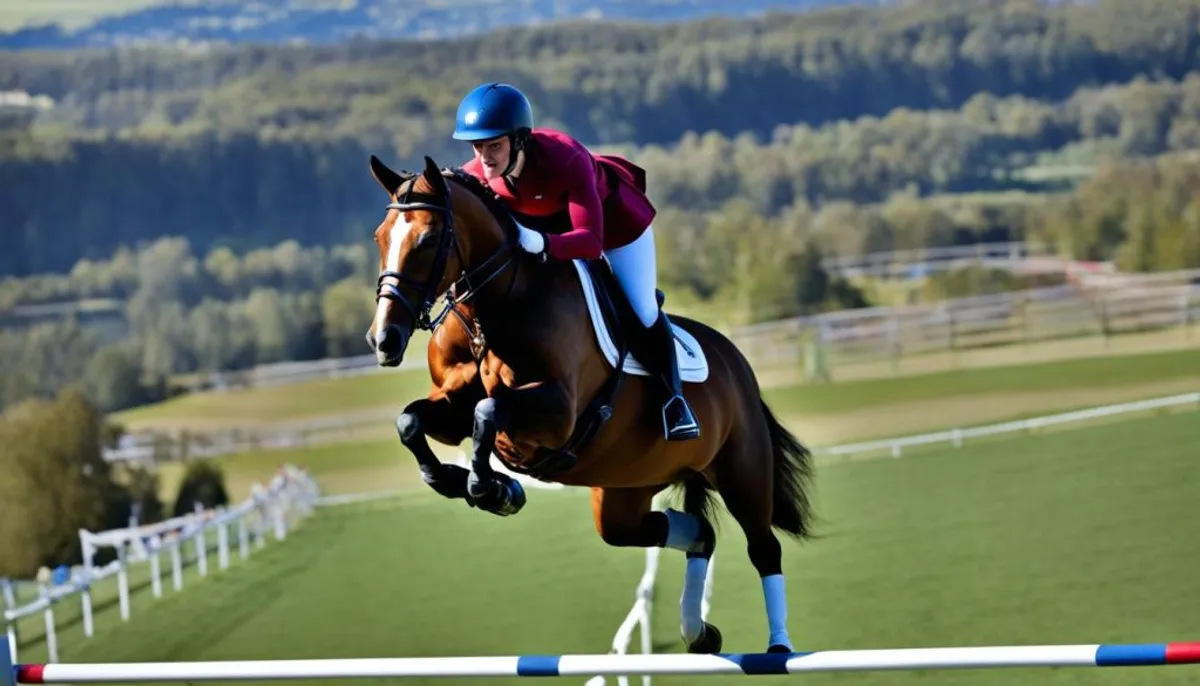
[468,472,527,517]
[420,463,473,502]
[685,622,723,654]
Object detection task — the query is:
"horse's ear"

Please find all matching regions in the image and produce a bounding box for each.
[422,155,448,197]
[370,154,405,196]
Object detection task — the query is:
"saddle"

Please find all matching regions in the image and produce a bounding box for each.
[504,257,708,481]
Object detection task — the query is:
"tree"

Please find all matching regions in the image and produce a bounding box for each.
[0,389,124,577]
[793,241,831,313]
[171,460,230,517]
[321,277,374,358]
[83,342,154,412]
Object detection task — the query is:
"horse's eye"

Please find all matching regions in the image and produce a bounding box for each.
[415,231,440,251]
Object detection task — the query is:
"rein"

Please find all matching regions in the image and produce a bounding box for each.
[375,172,520,353]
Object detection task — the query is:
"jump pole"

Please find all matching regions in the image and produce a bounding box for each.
[3,637,1198,682]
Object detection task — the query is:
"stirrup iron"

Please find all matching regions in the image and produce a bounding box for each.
[662,394,700,441]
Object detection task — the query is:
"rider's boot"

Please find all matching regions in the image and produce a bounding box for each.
[645,309,701,441]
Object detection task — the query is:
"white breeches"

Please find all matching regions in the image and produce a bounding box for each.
[604,226,660,328]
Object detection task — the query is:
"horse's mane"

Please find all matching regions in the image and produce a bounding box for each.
[396,163,518,239]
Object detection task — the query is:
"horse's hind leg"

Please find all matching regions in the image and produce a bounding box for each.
[589,483,720,654]
[713,434,794,653]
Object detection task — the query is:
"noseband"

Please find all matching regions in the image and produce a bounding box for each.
[376,173,517,333]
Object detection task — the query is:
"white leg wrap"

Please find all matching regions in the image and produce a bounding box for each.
[663,508,701,552]
[680,556,709,642]
[762,573,791,649]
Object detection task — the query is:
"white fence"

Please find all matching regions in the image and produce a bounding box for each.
[817,240,1099,280]
[810,391,1200,460]
[590,389,1200,685]
[731,268,1200,376]
[0,465,320,666]
[99,265,1200,464]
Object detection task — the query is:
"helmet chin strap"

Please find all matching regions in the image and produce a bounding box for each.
[500,131,528,179]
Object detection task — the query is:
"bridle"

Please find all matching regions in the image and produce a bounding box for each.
[375,172,518,341]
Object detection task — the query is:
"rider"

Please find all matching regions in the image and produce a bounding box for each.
[451,81,701,442]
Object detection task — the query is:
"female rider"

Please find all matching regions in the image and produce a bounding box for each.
[452,82,700,442]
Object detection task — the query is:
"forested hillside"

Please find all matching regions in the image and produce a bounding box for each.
[3,0,1198,276]
[0,0,865,49]
[2,0,1200,415]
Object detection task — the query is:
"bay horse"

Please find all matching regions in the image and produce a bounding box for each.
[364,155,817,655]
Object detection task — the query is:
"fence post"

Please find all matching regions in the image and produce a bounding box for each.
[117,544,130,622]
[194,506,208,578]
[79,570,94,639]
[238,517,250,561]
[218,515,230,572]
[149,538,163,599]
[168,535,182,591]
[273,498,288,542]
[78,529,95,637]
[36,572,57,664]
[1,579,17,663]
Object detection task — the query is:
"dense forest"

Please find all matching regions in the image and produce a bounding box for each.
[2,0,1200,417]
[4,0,1200,274]
[0,0,863,49]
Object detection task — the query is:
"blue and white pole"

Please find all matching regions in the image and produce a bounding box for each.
[4,637,1199,682]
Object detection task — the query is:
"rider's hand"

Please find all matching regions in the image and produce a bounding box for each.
[516,226,548,262]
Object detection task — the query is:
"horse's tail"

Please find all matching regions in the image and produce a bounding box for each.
[761,397,818,541]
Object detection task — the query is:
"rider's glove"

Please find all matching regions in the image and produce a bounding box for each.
[516,226,548,262]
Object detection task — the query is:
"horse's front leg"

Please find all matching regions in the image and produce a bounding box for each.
[465,396,526,516]
[396,394,477,505]
[466,379,573,517]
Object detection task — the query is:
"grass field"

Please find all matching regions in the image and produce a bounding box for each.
[24,409,1200,686]
[0,0,168,30]
[116,346,1200,431]
[129,345,1200,503]
[118,346,1200,479]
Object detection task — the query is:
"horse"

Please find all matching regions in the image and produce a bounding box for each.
[364,154,817,655]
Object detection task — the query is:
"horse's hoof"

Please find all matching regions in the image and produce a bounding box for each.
[469,474,526,517]
[685,622,723,654]
[767,644,792,654]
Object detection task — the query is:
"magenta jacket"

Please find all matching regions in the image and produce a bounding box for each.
[462,128,657,260]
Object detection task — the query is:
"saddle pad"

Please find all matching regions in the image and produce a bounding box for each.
[571,259,709,383]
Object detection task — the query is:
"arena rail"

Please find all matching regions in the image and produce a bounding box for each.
[3,637,1198,683]
[1,466,320,666]
[811,391,1200,459]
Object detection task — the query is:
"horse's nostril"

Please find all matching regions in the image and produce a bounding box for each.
[365,329,377,351]
[377,325,403,356]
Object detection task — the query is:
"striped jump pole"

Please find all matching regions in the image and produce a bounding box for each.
[3,638,1198,682]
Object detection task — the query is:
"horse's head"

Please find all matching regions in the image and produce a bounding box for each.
[365,154,515,366]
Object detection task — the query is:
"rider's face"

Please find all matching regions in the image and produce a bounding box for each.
[472,136,510,180]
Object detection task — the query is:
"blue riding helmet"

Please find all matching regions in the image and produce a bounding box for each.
[452,82,534,141]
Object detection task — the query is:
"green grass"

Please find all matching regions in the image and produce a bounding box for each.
[154,437,431,504]
[112,368,435,428]
[28,410,1200,686]
[114,346,1200,432]
[0,0,169,30]
[762,346,1200,416]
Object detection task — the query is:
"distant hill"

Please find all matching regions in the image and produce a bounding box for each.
[0,0,880,49]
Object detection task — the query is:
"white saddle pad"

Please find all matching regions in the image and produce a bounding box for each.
[571,259,709,383]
